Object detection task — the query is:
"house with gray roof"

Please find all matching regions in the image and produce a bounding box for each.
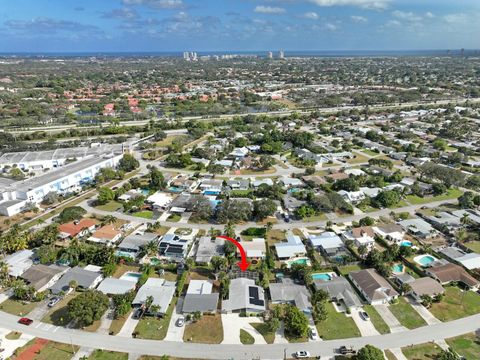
[195,236,225,264]
[132,278,176,316]
[116,232,158,259]
[222,278,266,314]
[182,280,219,314]
[349,269,399,305]
[399,218,436,238]
[21,264,68,292]
[269,278,312,313]
[50,266,103,295]
[313,276,362,311]
[97,277,136,295]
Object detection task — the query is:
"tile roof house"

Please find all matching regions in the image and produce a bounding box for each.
[408,277,445,302]
[58,219,98,239]
[269,278,312,313]
[87,225,122,246]
[313,276,362,311]
[349,269,399,305]
[132,278,176,316]
[182,280,219,314]
[50,266,103,295]
[222,278,266,314]
[21,264,68,292]
[425,263,480,290]
[274,231,306,260]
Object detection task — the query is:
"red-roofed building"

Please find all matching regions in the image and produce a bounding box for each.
[58,219,98,240]
[103,103,115,116]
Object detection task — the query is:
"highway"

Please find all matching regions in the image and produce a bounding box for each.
[1,311,479,359]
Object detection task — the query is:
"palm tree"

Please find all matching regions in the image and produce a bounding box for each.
[144,240,158,256]
[461,213,471,228]
[265,222,273,237]
[102,215,117,226]
[224,222,235,238]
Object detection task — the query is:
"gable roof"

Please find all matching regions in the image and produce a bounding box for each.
[50,266,103,295]
[58,219,97,237]
[409,277,445,297]
[269,279,312,311]
[313,276,362,309]
[426,263,480,288]
[132,278,176,314]
[21,264,67,291]
[350,268,399,301]
[222,278,265,312]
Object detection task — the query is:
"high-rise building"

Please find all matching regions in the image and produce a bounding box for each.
[267,51,273,59]
[279,50,285,59]
[183,51,190,60]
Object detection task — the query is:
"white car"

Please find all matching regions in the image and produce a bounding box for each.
[309,328,319,340]
[294,351,311,358]
[176,316,185,327]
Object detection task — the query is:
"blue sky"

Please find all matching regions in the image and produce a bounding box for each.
[0,0,479,52]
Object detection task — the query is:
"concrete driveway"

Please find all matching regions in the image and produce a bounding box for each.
[164,299,185,342]
[26,300,51,321]
[373,304,407,333]
[117,311,140,338]
[404,297,441,325]
[351,309,380,336]
[221,313,266,345]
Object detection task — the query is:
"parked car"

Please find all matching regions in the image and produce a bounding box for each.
[294,351,310,358]
[338,346,356,355]
[176,316,185,327]
[132,308,143,319]
[284,213,290,223]
[360,311,370,321]
[309,328,319,340]
[48,297,61,308]
[18,318,33,326]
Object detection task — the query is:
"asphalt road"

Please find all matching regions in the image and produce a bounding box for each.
[2,311,479,359]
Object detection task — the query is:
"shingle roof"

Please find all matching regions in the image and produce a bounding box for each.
[350,269,399,302]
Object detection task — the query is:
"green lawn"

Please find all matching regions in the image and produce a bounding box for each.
[316,302,361,340]
[134,298,177,340]
[250,323,275,344]
[42,292,79,326]
[89,350,128,360]
[401,342,442,360]
[389,298,427,329]
[406,189,463,205]
[446,333,480,360]
[5,331,22,340]
[183,314,223,344]
[429,287,480,321]
[25,341,79,360]
[0,299,38,316]
[465,240,480,253]
[363,305,391,334]
[167,214,181,222]
[230,190,253,197]
[109,311,131,335]
[338,264,365,276]
[360,149,380,157]
[347,154,369,164]
[96,201,123,212]
[133,210,154,219]
[240,329,255,344]
[384,350,398,360]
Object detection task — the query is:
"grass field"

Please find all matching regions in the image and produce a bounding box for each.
[183,314,223,344]
[42,292,79,326]
[89,350,129,360]
[18,340,79,360]
[133,210,154,219]
[240,329,255,344]
[167,214,181,222]
[429,287,480,321]
[465,240,480,253]
[250,323,275,344]
[96,201,123,212]
[389,298,427,329]
[134,298,177,340]
[401,342,442,360]
[384,349,398,360]
[316,302,361,340]
[0,298,38,316]
[363,305,391,334]
[446,332,480,360]
[406,188,463,205]
[109,311,131,335]
[338,264,365,276]
[5,331,22,340]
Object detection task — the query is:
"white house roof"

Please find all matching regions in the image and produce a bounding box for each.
[457,253,480,270]
[147,192,174,208]
[186,280,213,295]
[309,232,343,249]
[4,249,34,277]
[132,278,176,314]
[97,278,136,295]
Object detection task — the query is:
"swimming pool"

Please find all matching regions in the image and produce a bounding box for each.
[115,250,135,259]
[204,190,221,196]
[141,189,150,196]
[120,271,142,283]
[169,186,183,193]
[311,272,336,281]
[400,240,413,247]
[392,263,405,274]
[414,254,438,267]
[285,257,312,268]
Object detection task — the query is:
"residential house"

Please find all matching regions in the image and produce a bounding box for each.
[373,224,405,244]
[87,225,122,246]
[309,232,345,256]
[226,179,250,191]
[21,264,68,292]
[427,212,462,231]
[269,278,312,313]
[132,278,176,316]
[50,266,103,295]
[283,194,307,213]
[4,249,34,277]
[278,177,304,188]
[251,178,274,188]
[182,280,219,314]
[343,226,375,249]
[425,263,480,290]
[240,238,266,259]
[116,232,158,259]
[97,277,137,295]
[169,175,198,192]
[195,236,225,264]
[58,219,98,240]
[159,234,192,261]
[274,231,306,260]
[337,190,365,204]
[408,277,445,302]
[349,269,399,305]
[313,276,362,311]
[147,192,174,210]
[222,278,266,313]
[399,218,436,239]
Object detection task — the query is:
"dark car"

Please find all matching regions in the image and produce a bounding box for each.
[132,308,144,319]
[18,317,33,326]
[338,346,356,355]
[360,311,370,321]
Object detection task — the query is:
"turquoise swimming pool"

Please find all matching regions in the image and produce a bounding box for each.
[120,272,142,283]
[414,254,438,267]
[392,263,405,273]
[312,273,332,281]
[285,257,311,268]
[169,186,183,193]
[400,240,413,247]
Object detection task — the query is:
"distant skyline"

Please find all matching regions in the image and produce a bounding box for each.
[1,0,479,52]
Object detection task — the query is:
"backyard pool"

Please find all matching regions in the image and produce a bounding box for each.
[311,272,336,281]
[392,263,405,274]
[141,189,150,196]
[414,254,438,267]
[285,257,311,268]
[400,240,413,247]
[115,250,135,259]
[120,271,142,283]
[168,186,183,193]
[150,257,161,265]
[203,190,221,196]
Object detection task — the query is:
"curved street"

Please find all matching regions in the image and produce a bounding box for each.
[1,311,478,359]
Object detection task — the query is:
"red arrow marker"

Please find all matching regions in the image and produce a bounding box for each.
[218,235,251,271]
